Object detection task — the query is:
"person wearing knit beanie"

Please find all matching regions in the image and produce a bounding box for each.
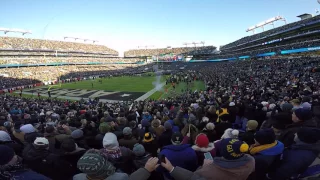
[206,123,215,131]
[250,129,284,155]
[33,137,49,149]
[202,123,218,142]
[221,128,239,139]
[143,132,154,143]
[246,120,258,131]
[71,129,84,139]
[99,122,111,134]
[220,138,249,160]
[171,132,183,145]
[239,120,258,146]
[20,124,35,134]
[119,127,138,149]
[254,129,276,145]
[292,108,312,122]
[102,132,119,150]
[192,133,215,165]
[75,150,128,180]
[133,143,146,156]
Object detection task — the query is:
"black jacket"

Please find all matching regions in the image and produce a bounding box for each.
[278,119,317,147]
[158,130,173,149]
[240,130,256,146]
[22,144,74,180]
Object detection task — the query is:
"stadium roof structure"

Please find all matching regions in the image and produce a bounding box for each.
[246,16,287,34]
[63,36,99,43]
[297,13,313,20]
[0,28,32,35]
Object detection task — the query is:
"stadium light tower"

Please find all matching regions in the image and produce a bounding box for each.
[183,43,192,47]
[192,42,201,48]
[200,41,205,47]
[0,28,32,35]
[246,16,286,34]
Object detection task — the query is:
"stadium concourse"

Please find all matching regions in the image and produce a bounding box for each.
[1,15,320,180]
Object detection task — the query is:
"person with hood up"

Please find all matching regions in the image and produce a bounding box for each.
[151,119,165,137]
[20,124,43,144]
[60,138,86,175]
[0,145,50,180]
[100,132,134,174]
[190,133,215,166]
[159,138,255,180]
[158,132,198,180]
[22,137,74,179]
[158,121,174,149]
[278,108,317,147]
[74,149,129,180]
[119,127,139,150]
[239,120,258,146]
[0,130,23,156]
[247,129,284,180]
[272,127,320,180]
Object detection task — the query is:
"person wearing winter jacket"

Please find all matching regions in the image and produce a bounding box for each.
[74,149,129,180]
[159,138,255,180]
[151,119,165,137]
[158,132,198,180]
[278,108,317,147]
[132,143,163,180]
[239,120,258,146]
[20,124,43,144]
[0,145,50,180]
[119,127,139,150]
[0,130,23,156]
[247,129,284,180]
[22,137,75,180]
[269,127,320,180]
[158,121,174,149]
[100,132,134,174]
[201,123,218,142]
[190,133,215,166]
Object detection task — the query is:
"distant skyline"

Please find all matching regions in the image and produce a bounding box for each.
[0,0,319,55]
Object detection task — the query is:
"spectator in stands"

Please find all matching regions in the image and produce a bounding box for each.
[158,132,198,180]
[119,127,139,150]
[239,120,258,146]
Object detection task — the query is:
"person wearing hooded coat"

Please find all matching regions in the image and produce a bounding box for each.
[100,132,134,174]
[278,108,317,147]
[247,129,284,180]
[0,130,23,156]
[22,137,74,180]
[271,127,320,180]
[0,145,50,180]
[158,121,174,149]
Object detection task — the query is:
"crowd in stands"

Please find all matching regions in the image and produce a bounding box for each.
[0,55,319,179]
[0,37,118,55]
[0,57,142,66]
[221,15,320,50]
[195,37,320,60]
[0,64,149,89]
[124,46,216,57]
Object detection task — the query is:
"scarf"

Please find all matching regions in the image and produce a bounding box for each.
[0,157,24,180]
[249,141,277,155]
[100,147,122,160]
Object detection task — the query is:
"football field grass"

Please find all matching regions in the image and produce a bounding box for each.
[148,81,206,100]
[52,76,167,92]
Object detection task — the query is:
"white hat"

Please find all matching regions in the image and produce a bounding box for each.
[34,137,49,146]
[20,124,35,134]
[229,102,235,107]
[103,132,119,150]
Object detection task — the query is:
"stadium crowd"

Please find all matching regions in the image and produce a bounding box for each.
[124,46,216,57]
[0,57,142,66]
[0,37,118,55]
[0,55,319,180]
[0,64,150,89]
[221,14,320,50]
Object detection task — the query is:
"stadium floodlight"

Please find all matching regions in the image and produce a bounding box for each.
[246,16,286,34]
[0,28,32,35]
[183,43,192,47]
[200,41,205,46]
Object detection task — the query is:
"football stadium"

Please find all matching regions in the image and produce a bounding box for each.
[0,1,320,180]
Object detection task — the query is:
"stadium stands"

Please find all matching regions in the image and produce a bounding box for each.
[124,45,216,57]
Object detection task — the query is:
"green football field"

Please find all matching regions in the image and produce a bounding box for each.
[16,75,206,101]
[52,76,166,92]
